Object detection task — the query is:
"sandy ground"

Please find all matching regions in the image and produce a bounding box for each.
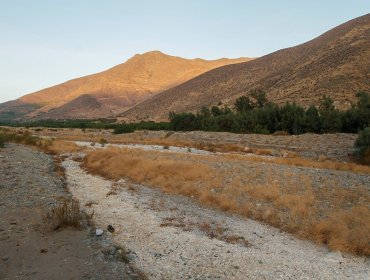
[63,155,370,280]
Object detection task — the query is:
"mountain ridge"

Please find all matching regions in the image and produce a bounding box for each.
[121,14,370,121]
[0,51,251,120]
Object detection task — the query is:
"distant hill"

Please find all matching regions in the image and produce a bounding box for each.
[0,51,251,120]
[121,14,370,121]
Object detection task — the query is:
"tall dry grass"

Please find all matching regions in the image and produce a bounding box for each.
[83,147,217,196]
[82,147,370,256]
[44,199,93,230]
[44,140,83,154]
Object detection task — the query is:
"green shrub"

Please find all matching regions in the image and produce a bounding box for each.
[99,138,108,147]
[0,134,5,148]
[354,127,370,165]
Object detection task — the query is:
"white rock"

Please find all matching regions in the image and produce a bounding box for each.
[117,179,126,184]
[95,229,104,236]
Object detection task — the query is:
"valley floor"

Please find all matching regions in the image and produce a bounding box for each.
[1,129,369,279]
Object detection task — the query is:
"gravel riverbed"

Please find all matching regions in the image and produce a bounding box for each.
[63,156,370,280]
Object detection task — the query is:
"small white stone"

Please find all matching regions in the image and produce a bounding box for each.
[95,229,104,236]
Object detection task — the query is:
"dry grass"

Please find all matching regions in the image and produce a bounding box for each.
[46,129,370,173]
[160,217,250,247]
[44,140,83,154]
[82,147,370,256]
[44,199,93,230]
[226,153,370,174]
[83,147,216,196]
[313,205,370,256]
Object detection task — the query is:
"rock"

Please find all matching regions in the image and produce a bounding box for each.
[326,252,343,263]
[243,147,253,153]
[95,229,104,236]
[116,179,126,184]
[282,152,289,158]
[107,225,115,233]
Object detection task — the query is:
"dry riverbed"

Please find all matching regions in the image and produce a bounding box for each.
[62,152,369,279]
[1,131,369,279]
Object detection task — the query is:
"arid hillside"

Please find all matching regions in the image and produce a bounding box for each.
[122,14,370,121]
[0,51,251,120]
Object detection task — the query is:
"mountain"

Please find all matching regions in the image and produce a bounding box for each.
[121,14,370,121]
[0,51,251,120]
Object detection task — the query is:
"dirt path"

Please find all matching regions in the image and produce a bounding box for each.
[63,156,370,279]
[0,144,143,280]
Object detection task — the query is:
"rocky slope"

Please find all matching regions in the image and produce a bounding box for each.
[0,52,250,120]
[122,14,370,121]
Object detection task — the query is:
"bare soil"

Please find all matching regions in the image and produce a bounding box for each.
[0,144,144,280]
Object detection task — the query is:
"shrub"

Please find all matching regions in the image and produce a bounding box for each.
[0,133,5,148]
[354,127,370,165]
[99,138,108,147]
[44,199,93,230]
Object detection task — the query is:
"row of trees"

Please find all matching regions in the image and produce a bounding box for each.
[169,90,370,134]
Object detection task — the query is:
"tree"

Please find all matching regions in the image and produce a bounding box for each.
[250,89,268,108]
[304,105,321,133]
[235,96,253,113]
[356,92,370,129]
[354,127,370,165]
[211,106,223,117]
[319,96,342,133]
[279,103,305,134]
[169,112,198,131]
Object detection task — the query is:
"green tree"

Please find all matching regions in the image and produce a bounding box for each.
[250,89,268,108]
[304,105,321,133]
[279,103,305,134]
[356,92,370,129]
[235,96,253,113]
[319,96,342,133]
[354,127,370,165]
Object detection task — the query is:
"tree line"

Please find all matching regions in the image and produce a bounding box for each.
[169,90,370,135]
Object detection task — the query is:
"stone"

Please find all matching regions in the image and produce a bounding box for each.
[107,225,115,233]
[95,229,104,236]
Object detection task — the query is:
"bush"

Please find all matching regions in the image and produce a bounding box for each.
[99,138,108,147]
[354,127,370,165]
[44,199,93,230]
[0,134,5,148]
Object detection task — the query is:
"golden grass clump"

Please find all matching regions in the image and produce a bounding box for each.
[44,199,93,230]
[313,205,370,256]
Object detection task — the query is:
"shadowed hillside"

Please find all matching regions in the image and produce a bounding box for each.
[121,14,370,121]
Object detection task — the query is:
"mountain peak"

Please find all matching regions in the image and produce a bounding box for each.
[1,52,251,120]
[129,50,168,61]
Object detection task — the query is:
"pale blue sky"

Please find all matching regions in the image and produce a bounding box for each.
[0,0,369,103]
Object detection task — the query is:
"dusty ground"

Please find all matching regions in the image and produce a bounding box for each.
[0,144,144,280]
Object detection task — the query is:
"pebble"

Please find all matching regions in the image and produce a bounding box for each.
[95,229,104,236]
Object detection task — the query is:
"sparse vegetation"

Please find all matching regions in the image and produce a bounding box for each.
[99,138,108,147]
[44,199,93,230]
[82,147,370,256]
